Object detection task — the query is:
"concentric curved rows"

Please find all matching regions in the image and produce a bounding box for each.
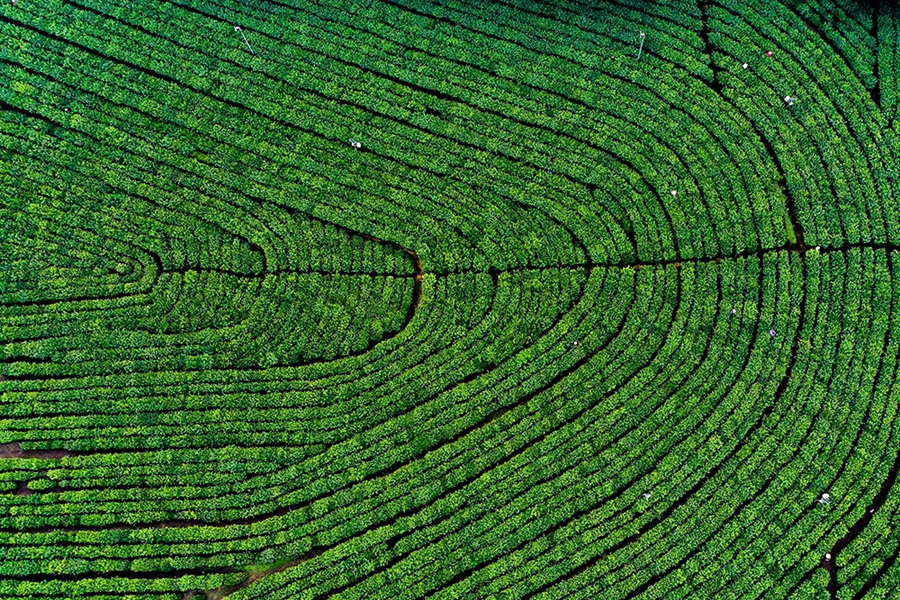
[1,0,899,598]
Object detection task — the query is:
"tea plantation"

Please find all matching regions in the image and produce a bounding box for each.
[1,0,900,598]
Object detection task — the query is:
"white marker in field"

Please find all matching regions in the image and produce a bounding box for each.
[819,493,830,505]
[234,26,255,55]
[642,492,652,499]
[637,32,646,61]
[670,190,677,197]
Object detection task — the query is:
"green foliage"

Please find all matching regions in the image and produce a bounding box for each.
[0,0,899,598]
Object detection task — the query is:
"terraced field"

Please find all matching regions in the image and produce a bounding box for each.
[2,0,900,598]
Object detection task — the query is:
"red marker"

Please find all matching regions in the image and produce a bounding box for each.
[10,0,16,6]
[766,51,773,57]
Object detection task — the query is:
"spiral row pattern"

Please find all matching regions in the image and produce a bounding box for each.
[2,0,900,598]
